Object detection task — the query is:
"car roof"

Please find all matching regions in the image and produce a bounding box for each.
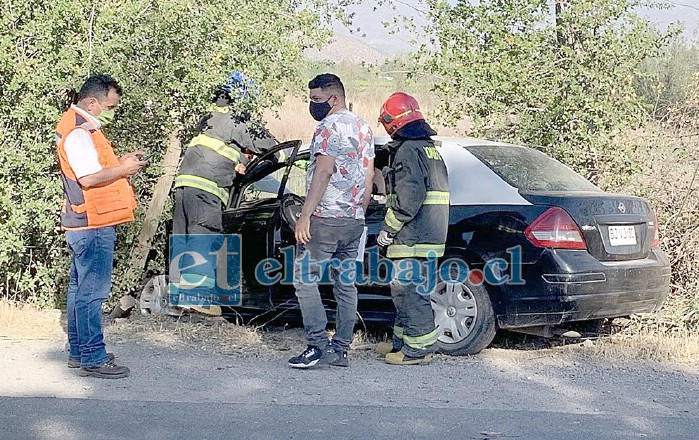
[295,136,520,153]
[373,135,518,149]
[295,136,533,206]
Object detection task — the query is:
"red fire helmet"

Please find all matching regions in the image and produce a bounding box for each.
[378,92,424,136]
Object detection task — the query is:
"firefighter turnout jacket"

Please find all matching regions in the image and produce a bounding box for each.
[383,139,450,258]
[174,108,276,204]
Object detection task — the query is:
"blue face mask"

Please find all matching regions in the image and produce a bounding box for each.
[309,97,333,121]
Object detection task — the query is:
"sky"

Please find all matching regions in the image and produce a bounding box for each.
[334,0,699,54]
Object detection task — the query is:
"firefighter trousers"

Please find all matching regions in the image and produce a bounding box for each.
[390,258,439,357]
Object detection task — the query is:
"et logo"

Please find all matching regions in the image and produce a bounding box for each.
[168,234,242,306]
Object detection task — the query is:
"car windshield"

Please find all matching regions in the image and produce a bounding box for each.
[248,175,285,195]
[245,163,307,199]
[465,145,600,192]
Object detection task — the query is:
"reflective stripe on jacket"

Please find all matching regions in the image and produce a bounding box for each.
[383,139,449,258]
[173,174,229,204]
[175,110,276,202]
[56,107,137,230]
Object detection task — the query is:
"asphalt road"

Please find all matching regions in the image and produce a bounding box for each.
[0,338,697,440]
[1,397,696,440]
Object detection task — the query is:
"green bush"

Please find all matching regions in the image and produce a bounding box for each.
[635,37,699,120]
[0,0,337,306]
[414,0,676,184]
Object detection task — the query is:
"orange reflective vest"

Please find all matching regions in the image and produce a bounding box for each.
[56,107,137,230]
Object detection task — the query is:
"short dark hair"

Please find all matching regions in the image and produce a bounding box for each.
[308,73,345,98]
[78,75,122,101]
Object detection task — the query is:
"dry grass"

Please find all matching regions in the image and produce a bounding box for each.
[569,330,699,367]
[106,312,264,352]
[0,300,64,340]
[611,124,699,332]
[607,78,699,333]
[264,89,472,142]
[108,313,388,355]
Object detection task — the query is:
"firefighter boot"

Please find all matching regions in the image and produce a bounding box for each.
[375,342,394,356]
[385,351,433,365]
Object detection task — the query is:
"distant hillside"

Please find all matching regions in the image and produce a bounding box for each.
[304,34,387,64]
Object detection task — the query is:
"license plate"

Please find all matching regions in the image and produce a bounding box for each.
[608,225,636,246]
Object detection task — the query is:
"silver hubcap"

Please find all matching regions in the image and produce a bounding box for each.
[430,282,478,344]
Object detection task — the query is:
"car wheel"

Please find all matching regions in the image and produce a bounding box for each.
[430,277,496,355]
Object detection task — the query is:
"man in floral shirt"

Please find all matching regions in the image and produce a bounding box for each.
[289,74,375,369]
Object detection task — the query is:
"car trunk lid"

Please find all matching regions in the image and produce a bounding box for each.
[521,192,656,262]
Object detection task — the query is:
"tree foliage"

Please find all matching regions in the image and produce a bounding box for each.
[635,37,699,120]
[416,0,676,181]
[0,0,339,305]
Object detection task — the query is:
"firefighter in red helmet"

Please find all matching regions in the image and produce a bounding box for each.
[375,92,450,365]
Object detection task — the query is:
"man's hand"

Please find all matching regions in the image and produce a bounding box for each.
[118,151,145,164]
[79,154,145,188]
[120,155,146,176]
[377,230,394,246]
[295,214,312,245]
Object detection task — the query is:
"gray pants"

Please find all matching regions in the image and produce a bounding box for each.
[172,187,223,235]
[293,216,365,351]
[391,258,439,357]
[170,187,222,303]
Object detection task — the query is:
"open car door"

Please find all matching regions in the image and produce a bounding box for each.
[227,139,302,209]
[221,139,302,308]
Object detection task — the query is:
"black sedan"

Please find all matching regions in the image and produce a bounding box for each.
[219,137,670,355]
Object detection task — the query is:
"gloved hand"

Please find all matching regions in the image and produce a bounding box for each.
[377,230,395,246]
[235,163,247,175]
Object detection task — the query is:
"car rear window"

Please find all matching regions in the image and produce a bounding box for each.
[465,145,600,192]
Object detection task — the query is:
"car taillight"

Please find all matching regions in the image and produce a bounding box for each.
[525,207,587,250]
[651,211,660,247]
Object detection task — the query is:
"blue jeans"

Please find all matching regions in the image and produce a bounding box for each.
[293,217,365,351]
[65,227,116,368]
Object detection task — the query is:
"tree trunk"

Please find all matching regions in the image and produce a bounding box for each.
[125,129,182,283]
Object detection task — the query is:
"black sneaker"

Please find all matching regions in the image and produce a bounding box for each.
[329,349,349,367]
[68,352,114,369]
[78,359,130,379]
[319,345,340,365]
[288,346,325,369]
